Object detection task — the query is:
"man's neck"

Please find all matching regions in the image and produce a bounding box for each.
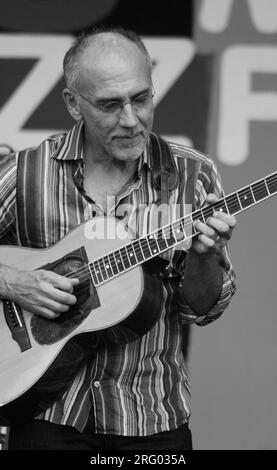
[83,139,139,177]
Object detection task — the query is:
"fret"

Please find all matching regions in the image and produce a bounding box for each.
[266,174,277,194]
[102,255,114,278]
[238,186,255,208]
[133,240,145,263]
[113,249,125,273]
[125,244,138,266]
[225,193,242,214]
[155,228,168,251]
[88,264,99,286]
[201,206,214,222]
[164,225,177,247]
[93,259,104,284]
[214,198,229,214]
[183,214,198,238]
[140,237,152,259]
[265,178,270,195]
[121,247,132,269]
[180,216,193,239]
[147,233,160,256]
[192,209,205,224]
[249,185,256,203]
[172,220,185,243]
[111,252,119,275]
[187,215,198,237]
[251,180,269,202]
[98,258,108,281]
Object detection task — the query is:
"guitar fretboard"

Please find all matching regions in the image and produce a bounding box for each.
[83,172,277,286]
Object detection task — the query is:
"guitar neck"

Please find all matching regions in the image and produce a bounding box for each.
[88,171,277,286]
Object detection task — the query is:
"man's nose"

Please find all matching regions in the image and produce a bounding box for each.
[118,103,139,127]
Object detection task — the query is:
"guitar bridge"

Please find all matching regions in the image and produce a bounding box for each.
[3,300,31,351]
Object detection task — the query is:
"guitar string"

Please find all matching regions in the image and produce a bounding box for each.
[63,177,277,283]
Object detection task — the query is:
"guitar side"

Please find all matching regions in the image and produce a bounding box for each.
[0,217,143,408]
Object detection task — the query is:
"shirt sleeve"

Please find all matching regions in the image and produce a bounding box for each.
[0,153,17,241]
[177,157,236,326]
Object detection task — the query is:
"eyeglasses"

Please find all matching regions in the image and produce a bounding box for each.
[71,88,154,117]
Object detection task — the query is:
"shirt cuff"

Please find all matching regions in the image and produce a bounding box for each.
[179,265,236,326]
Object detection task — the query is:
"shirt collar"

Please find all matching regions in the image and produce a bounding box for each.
[51,119,85,161]
[51,118,154,171]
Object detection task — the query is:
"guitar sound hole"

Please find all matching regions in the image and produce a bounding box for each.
[30,246,100,345]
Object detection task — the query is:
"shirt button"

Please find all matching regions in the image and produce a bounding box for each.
[93,381,100,388]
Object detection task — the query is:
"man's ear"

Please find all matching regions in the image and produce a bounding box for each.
[62,88,82,121]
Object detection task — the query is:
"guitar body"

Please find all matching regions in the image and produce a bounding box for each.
[0,216,164,417]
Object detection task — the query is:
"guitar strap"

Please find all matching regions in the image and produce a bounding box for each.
[149,132,179,208]
[141,133,179,277]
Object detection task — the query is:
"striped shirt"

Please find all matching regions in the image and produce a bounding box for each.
[0,120,236,436]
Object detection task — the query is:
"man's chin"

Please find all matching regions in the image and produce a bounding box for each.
[114,152,142,162]
[113,143,146,161]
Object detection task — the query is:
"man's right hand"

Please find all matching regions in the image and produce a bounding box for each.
[1,266,79,319]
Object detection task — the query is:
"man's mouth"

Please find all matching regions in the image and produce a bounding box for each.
[116,133,142,145]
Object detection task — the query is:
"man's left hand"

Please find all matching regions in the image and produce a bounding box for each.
[191,193,237,255]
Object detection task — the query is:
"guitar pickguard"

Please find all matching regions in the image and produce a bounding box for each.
[30,246,100,345]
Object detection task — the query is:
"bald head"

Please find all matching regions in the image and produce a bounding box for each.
[63,28,152,92]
